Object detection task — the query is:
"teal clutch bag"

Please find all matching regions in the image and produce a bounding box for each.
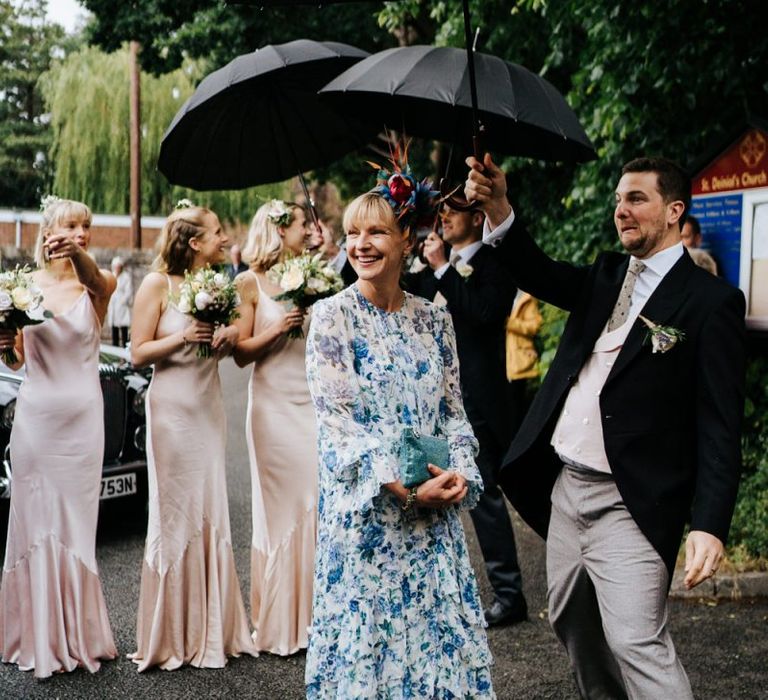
[398,427,451,488]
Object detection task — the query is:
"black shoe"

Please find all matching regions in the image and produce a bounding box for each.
[484,596,528,627]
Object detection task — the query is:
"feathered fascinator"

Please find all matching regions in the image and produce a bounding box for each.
[367,139,439,231]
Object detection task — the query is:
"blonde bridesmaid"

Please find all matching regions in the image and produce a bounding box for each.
[233,200,318,655]
[0,198,118,678]
[129,204,256,670]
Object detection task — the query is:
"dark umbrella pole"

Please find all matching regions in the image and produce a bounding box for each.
[299,173,320,230]
[442,0,482,210]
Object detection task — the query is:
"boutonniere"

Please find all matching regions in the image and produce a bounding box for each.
[638,315,685,354]
[455,262,474,279]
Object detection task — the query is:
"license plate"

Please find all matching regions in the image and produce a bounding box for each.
[100,473,137,500]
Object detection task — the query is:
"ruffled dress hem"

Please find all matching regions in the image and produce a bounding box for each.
[0,533,117,679]
[130,519,257,671]
[250,503,316,655]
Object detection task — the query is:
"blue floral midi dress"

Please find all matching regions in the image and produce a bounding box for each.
[305,285,495,699]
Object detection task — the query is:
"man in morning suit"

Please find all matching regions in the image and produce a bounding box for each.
[406,203,528,626]
[465,154,746,698]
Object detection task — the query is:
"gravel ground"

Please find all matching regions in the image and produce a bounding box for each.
[1,358,766,699]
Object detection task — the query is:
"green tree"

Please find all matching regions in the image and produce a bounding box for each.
[81,0,395,75]
[39,44,285,220]
[379,0,768,261]
[0,0,72,207]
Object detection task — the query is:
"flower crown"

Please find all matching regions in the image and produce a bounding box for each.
[40,194,62,212]
[367,140,439,231]
[266,199,293,228]
[175,198,195,210]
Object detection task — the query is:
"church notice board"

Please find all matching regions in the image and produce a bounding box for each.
[691,127,768,330]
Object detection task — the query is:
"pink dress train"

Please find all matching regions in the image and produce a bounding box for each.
[246,273,318,655]
[0,291,117,678]
[130,294,256,671]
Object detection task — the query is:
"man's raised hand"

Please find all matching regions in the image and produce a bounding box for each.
[465,153,512,228]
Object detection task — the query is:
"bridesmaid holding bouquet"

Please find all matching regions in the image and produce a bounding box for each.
[0,197,118,678]
[129,203,256,670]
[233,200,318,655]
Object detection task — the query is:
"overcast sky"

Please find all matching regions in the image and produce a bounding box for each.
[45,0,88,32]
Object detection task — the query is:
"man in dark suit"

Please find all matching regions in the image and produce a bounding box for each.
[225,243,248,279]
[465,154,745,698]
[406,203,528,626]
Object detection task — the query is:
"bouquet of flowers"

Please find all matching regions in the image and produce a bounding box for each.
[0,266,51,365]
[268,252,344,338]
[175,266,240,358]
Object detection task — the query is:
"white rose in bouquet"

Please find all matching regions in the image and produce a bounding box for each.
[194,291,214,310]
[213,272,227,287]
[177,296,192,314]
[0,265,53,366]
[11,287,32,311]
[307,276,330,294]
[280,267,305,292]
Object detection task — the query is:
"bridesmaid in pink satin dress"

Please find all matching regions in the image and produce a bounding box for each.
[129,204,256,671]
[0,198,118,678]
[233,201,318,655]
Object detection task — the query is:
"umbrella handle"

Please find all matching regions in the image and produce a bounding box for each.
[438,131,484,212]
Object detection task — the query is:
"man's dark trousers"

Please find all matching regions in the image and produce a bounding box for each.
[467,413,522,605]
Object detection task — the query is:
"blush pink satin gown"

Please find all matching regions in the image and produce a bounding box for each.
[0,291,118,678]
[246,273,317,655]
[131,291,256,671]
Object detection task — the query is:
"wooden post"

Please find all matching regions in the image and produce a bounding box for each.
[129,41,142,249]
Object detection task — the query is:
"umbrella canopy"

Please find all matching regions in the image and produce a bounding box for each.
[320,45,596,163]
[158,39,377,190]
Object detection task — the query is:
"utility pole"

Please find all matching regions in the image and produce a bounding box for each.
[129,41,141,249]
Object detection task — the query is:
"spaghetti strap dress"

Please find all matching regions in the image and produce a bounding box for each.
[0,291,117,678]
[245,272,317,655]
[130,279,256,671]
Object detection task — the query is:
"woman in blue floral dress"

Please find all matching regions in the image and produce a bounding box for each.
[305,183,495,698]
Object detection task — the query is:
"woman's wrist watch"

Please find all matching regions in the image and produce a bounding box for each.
[401,486,419,512]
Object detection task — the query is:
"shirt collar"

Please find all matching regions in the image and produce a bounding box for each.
[453,240,483,264]
[633,241,684,278]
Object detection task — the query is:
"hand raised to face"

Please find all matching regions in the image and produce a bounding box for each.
[422,232,449,270]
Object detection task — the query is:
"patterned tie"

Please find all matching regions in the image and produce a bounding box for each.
[606,258,646,331]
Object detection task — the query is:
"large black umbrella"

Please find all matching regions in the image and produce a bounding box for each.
[319,45,596,164]
[158,39,376,191]
[228,0,485,155]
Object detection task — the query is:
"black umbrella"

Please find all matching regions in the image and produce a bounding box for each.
[319,45,596,164]
[158,39,376,196]
[227,0,484,154]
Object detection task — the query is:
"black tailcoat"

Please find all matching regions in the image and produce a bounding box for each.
[406,245,517,448]
[497,220,746,576]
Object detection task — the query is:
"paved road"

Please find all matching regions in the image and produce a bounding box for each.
[1,358,766,699]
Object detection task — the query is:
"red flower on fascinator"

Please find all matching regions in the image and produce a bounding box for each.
[367,135,439,231]
[388,174,415,204]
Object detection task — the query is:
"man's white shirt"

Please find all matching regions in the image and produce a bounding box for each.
[433,240,484,279]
